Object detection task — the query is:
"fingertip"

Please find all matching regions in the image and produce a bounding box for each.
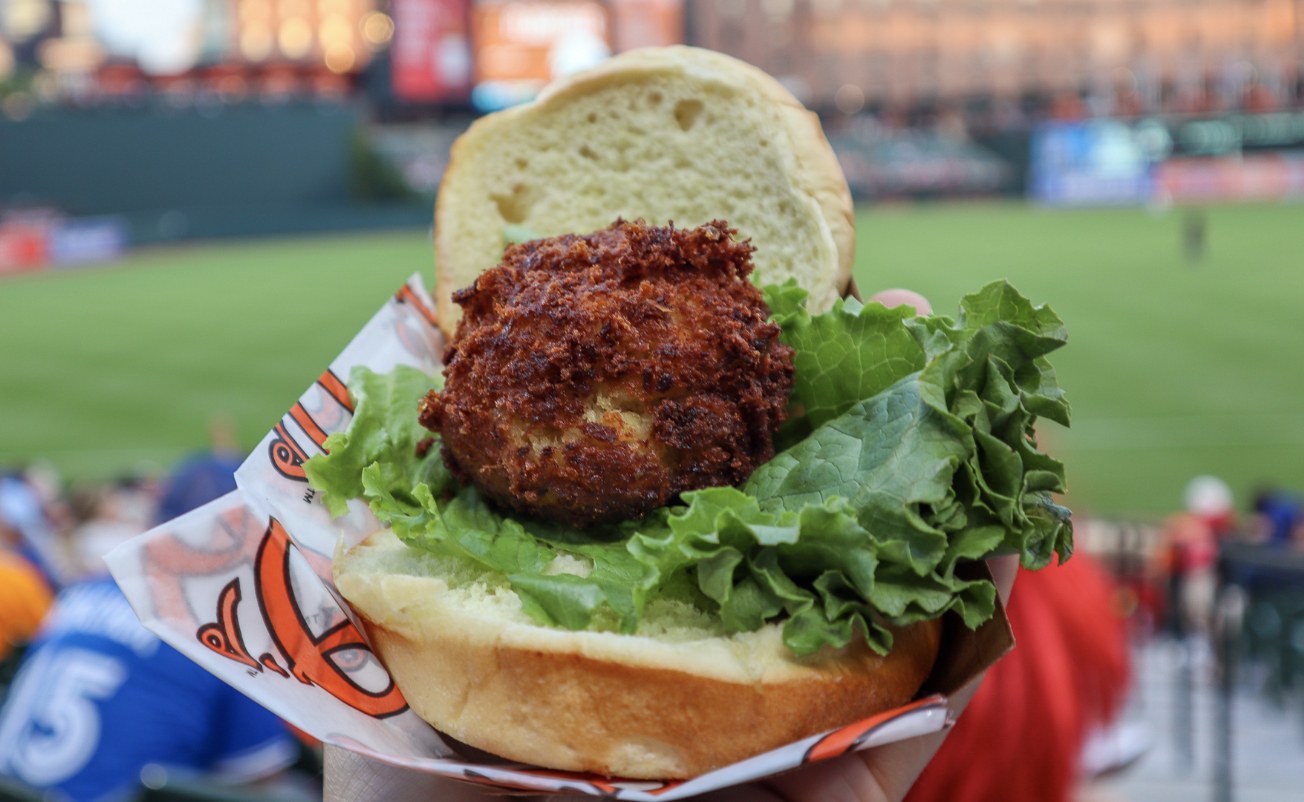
[868,289,933,316]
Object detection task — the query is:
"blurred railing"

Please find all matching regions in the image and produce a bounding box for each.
[1214,544,1304,802]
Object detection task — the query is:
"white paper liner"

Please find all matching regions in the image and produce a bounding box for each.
[105,274,949,799]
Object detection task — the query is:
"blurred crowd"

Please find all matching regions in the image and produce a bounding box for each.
[0,464,152,602]
[0,427,322,802]
[1155,475,1304,639]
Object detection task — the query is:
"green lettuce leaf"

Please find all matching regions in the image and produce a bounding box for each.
[757,279,1072,570]
[302,365,452,517]
[503,224,544,248]
[305,280,1072,656]
[764,288,926,431]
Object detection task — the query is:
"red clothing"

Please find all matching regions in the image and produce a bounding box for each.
[906,554,1130,802]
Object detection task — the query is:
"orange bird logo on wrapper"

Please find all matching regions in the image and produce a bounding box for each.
[196,519,408,719]
[197,578,267,673]
[268,422,310,482]
[269,368,354,482]
[395,284,439,330]
[315,368,355,413]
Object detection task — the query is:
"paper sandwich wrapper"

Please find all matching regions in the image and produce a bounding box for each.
[106,274,1014,800]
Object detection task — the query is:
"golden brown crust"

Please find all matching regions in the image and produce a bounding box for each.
[360,614,942,779]
[419,220,795,528]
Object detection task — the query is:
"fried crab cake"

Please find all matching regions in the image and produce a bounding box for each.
[418,219,795,528]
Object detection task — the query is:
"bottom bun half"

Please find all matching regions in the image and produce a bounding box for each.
[335,530,943,780]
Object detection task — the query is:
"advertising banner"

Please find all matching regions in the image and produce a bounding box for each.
[1031,113,1304,206]
[610,0,683,52]
[49,217,128,266]
[1028,120,1161,206]
[392,0,473,102]
[0,224,50,275]
[0,217,127,274]
[1156,154,1304,203]
[470,0,610,110]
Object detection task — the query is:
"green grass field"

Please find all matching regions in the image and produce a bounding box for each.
[2,202,1303,519]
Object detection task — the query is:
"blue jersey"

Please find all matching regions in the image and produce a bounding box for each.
[0,578,296,802]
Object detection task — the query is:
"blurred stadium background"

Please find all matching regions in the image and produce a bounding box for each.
[4,204,1303,521]
[0,0,1301,512]
[2,1,1304,801]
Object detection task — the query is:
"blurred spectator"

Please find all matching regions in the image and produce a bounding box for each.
[0,522,53,666]
[0,440,297,802]
[20,463,73,538]
[1250,486,1302,546]
[1184,475,1237,538]
[0,472,66,588]
[66,481,155,579]
[1156,476,1234,636]
[905,553,1132,802]
[156,416,243,525]
[1050,92,1087,120]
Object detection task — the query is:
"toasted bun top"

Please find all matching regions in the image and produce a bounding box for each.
[433,46,855,337]
[334,530,942,779]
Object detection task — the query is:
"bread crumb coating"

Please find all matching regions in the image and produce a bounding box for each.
[419,219,795,528]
